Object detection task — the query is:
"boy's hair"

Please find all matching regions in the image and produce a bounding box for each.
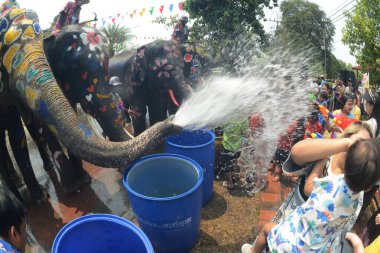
[0,186,25,238]
[345,139,380,193]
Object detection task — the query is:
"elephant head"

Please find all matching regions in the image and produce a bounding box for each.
[132,40,194,106]
[0,7,180,168]
[43,24,130,142]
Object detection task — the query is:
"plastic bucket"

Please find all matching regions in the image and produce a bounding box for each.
[123,154,203,253]
[166,129,215,206]
[52,214,153,253]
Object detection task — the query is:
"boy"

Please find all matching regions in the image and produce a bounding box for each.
[0,187,26,253]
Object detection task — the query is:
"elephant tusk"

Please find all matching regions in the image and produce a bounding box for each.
[168,89,180,107]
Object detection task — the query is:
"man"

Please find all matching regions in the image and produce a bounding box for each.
[52,0,90,35]
[171,16,189,43]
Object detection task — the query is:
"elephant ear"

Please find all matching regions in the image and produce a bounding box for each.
[132,46,147,83]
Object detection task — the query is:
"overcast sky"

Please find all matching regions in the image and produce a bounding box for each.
[17,0,356,64]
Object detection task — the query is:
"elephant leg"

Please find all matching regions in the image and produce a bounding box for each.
[68,151,91,187]
[42,127,82,193]
[5,109,47,204]
[23,116,55,172]
[0,126,24,203]
[147,89,168,126]
[129,86,148,136]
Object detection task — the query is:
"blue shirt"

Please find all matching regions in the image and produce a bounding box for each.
[0,240,21,253]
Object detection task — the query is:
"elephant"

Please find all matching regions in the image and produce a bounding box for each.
[0,7,180,196]
[109,40,203,136]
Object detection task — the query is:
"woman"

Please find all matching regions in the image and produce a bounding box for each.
[326,95,357,135]
[363,89,380,138]
[270,122,372,225]
[242,122,377,253]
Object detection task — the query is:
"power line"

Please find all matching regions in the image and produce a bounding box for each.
[327,0,352,16]
[331,3,357,24]
[328,0,355,19]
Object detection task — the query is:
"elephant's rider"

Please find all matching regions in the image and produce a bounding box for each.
[171,16,189,43]
[52,0,90,35]
[108,76,132,124]
[0,186,26,253]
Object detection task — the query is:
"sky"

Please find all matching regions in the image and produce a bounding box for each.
[17,0,357,65]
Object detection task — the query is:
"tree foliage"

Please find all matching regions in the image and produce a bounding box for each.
[102,24,133,57]
[342,0,380,83]
[183,0,278,55]
[278,0,337,77]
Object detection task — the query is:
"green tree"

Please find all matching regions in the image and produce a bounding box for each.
[102,24,133,57]
[183,0,278,56]
[342,0,380,83]
[277,0,335,77]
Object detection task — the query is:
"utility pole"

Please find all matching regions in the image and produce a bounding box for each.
[323,29,327,76]
[321,18,327,77]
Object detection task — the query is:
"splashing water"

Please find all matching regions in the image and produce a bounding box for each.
[173,40,316,193]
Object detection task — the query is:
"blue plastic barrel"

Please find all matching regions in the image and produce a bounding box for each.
[52,214,153,253]
[166,129,215,206]
[123,154,203,253]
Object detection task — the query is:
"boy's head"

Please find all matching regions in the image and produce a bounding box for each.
[0,187,26,252]
[345,139,380,193]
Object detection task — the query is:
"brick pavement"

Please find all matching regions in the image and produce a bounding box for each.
[257,174,293,229]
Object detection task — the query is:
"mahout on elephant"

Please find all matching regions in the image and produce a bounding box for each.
[0,6,181,196]
[109,40,203,135]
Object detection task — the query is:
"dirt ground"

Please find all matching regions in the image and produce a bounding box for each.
[191,182,261,252]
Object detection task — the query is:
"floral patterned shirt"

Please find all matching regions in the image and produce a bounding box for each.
[267,175,363,253]
[0,240,21,253]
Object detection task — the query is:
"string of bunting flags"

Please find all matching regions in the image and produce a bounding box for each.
[93,2,184,27]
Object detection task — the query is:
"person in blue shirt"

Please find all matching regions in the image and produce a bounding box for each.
[0,187,26,253]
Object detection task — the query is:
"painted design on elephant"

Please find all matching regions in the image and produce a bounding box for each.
[21,25,35,40]
[4,26,21,45]
[35,69,55,86]
[80,27,102,52]
[164,44,179,58]
[38,100,53,124]
[0,17,8,34]
[184,53,193,63]
[152,58,173,78]
[25,86,39,110]
[32,22,41,34]
[79,123,93,138]
[16,79,24,96]
[17,43,45,77]
[87,84,94,93]
[13,13,26,24]
[26,66,38,83]
[85,93,92,102]
[9,8,24,19]
[12,51,22,69]
[3,42,20,73]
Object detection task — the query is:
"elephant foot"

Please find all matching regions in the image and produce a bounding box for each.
[31,188,50,206]
[75,167,92,187]
[62,180,81,194]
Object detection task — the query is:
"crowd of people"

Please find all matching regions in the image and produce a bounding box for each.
[236,77,380,252]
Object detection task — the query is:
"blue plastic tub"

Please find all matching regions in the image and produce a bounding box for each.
[52,214,153,253]
[166,129,215,206]
[123,154,203,253]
